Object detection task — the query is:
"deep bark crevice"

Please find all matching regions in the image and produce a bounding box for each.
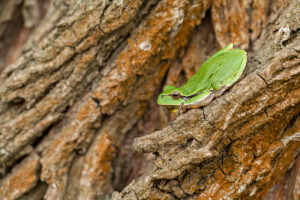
[0,0,299,199]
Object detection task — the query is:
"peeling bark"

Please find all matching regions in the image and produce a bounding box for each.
[0,0,299,199]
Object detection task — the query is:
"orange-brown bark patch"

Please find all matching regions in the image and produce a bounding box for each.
[0,153,40,200]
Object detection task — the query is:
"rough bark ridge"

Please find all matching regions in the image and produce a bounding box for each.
[0,0,212,199]
[115,0,300,199]
[0,0,299,200]
[0,0,49,73]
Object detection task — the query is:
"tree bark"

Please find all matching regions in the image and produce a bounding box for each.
[0,0,299,200]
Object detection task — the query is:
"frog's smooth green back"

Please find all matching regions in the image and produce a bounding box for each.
[157,44,247,106]
[176,44,239,95]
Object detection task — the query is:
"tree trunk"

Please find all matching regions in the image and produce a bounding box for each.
[0,0,299,200]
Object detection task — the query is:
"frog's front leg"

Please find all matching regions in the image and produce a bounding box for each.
[176,102,187,116]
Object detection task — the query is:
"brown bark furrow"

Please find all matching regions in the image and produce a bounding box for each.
[0,47,98,170]
[0,0,297,199]
[133,37,300,169]
[22,0,69,52]
[91,0,212,116]
[128,42,300,199]
[117,1,300,199]
[0,0,154,103]
[56,1,211,198]
[211,0,284,49]
[40,98,102,200]
[263,143,300,200]
[0,145,34,176]
[0,0,50,73]
[0,153,40,200]
[2,46,75,103]
[17,182,48,200]
[287,155,300,200]
[64,103,147,199]
[0,1,105,99]
[164,18,218,88]
[0,0,159,174]
[0,0,213,199]
[121,48,300,200]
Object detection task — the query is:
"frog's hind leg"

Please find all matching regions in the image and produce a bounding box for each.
[224,57,247,87]
[211,63,224,91]
[213,68,244,98]
[213,85,229,98]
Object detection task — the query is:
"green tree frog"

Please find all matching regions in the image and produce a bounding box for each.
[157,44,247,113]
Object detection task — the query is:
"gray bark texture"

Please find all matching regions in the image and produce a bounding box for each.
[0,0,299,199]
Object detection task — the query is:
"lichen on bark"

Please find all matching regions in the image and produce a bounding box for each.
[115,0,300,199]
[0,0,299,199]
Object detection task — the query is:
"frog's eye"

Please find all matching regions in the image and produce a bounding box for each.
[171,92,181,100]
